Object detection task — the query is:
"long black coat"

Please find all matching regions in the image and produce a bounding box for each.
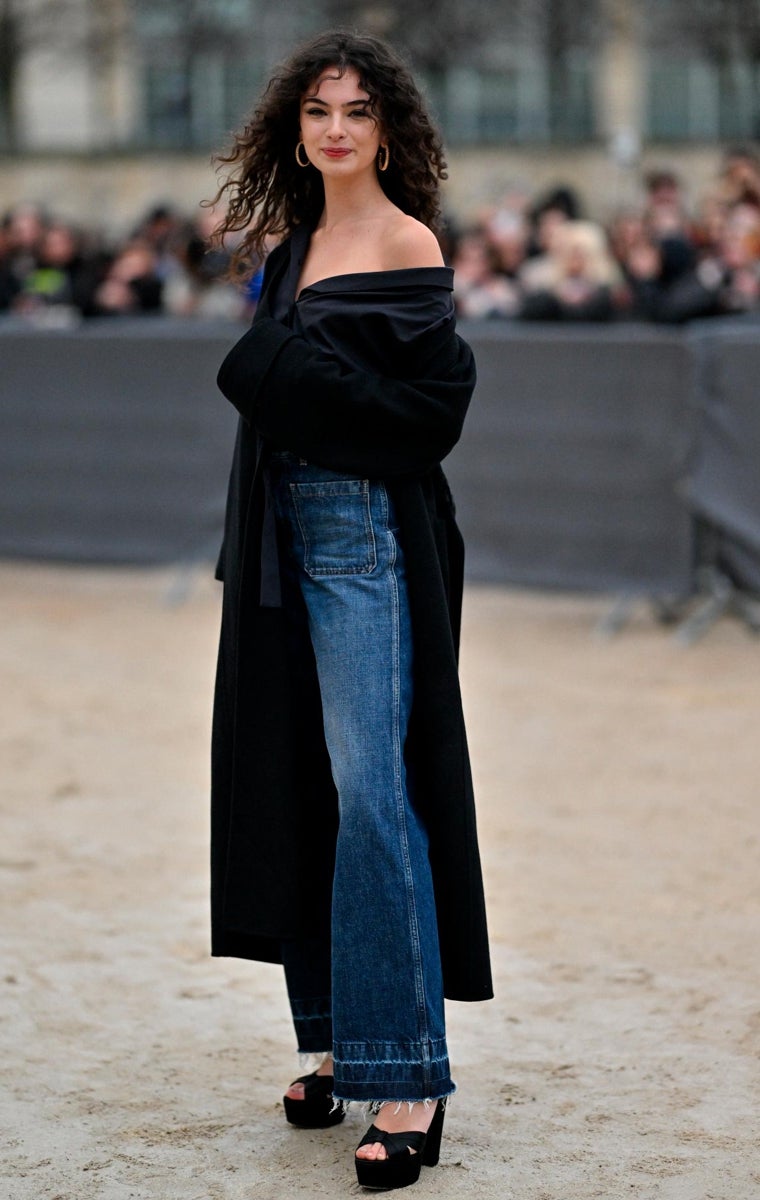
[211,235,493,1002]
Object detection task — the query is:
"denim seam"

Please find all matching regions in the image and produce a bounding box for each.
[384,482,432,1085]
[334,1055,450,1066]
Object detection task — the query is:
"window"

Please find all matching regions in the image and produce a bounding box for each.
[717,59,760,140]
[136,0,262,149]
[426,53,593,146]
[647,52,760,141]
[142,57,259,149]
[548,47,594,143]
[433,67,522,144]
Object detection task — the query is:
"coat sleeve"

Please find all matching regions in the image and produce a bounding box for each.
[216,315,476,476]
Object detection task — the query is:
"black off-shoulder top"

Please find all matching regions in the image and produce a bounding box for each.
[271,223,455,377]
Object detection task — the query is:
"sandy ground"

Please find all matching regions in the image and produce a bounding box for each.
[1,561,759,1200]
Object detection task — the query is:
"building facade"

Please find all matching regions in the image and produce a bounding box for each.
[1,0,758,229]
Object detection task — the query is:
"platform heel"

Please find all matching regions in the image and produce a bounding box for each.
[282,1071,345,1129]
[354,1099,445,1190]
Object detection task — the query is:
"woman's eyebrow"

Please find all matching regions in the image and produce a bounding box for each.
[303,96,371,108]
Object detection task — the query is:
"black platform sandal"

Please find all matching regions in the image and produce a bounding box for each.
[354,1100,445,1190]
[282,1071,345,1128]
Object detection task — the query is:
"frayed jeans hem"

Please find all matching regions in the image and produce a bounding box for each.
[329,1086,456,1117]
[330,1077,455,1106]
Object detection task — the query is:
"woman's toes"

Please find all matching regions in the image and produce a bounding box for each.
[356,1143,386,1161]
[286,1082,306,1100]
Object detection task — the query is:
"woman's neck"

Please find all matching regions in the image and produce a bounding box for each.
[317,172,393,233]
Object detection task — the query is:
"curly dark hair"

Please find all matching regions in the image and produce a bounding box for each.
[205,29,448,275]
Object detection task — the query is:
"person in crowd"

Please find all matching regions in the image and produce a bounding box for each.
[617,229,695,321]
[89,240,164,316]
[14,222,100,317]
[642,168,693,240]
[716,145,760,208]
[607,205,647,267]
[207,27,492,1192]
[621,198,760,323]
[525,185,581,254]
[451,227,521,318]
[0,219,21,310]
[163,215,247,319]
[694,200,760,315]
[130,204,185,281]
[519,219,620,321]
[692,188,731,258]
[518,186,581,294]
[480,190,531,280]
[4,204,46,292]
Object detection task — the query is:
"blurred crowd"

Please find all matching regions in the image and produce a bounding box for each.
[449,146,760,324]
[2,146,760,326]
[0,204,254,325]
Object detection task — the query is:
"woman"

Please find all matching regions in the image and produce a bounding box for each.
[208,30,492,1190]
[519,219,620,322]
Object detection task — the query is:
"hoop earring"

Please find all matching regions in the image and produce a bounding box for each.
[295,141,310,168]
[377,145,389,172]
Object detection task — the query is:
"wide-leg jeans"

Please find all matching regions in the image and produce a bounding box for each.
[268,451,454,1104]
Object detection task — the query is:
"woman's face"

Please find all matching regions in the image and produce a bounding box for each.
[298,67,384,178]
[562,242,590,278]
[453,234,492,282]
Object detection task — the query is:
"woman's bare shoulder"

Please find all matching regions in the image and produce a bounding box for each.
[381,214,445,270]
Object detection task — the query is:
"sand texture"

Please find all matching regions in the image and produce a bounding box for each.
[1,563,758,1199]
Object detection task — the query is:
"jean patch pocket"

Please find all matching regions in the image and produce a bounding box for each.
[290,480,377,576]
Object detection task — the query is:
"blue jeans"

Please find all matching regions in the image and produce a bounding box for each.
[268,451,454,1104]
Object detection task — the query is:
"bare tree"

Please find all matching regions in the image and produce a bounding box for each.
[320,0,513,70]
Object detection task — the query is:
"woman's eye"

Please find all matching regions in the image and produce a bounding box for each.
[305,107,326,117]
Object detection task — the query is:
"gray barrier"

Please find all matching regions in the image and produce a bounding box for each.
[682,321,760,592]
[0,319,239,564]
[445,324,696,594]
[0,317,757,596]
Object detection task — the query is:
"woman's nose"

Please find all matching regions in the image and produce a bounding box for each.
[327,114,346,138]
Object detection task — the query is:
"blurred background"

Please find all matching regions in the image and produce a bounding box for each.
[4,0,760,214]
[2,0,760,618]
